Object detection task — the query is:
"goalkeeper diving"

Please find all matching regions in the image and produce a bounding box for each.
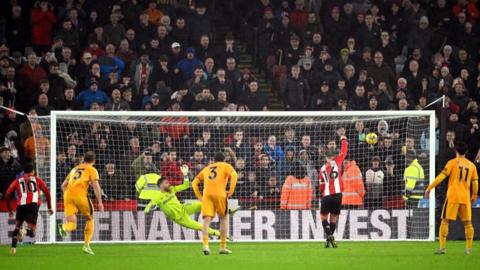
[143,165,235,239]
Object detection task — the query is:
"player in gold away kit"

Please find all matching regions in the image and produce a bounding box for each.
[193,152,238,255]
[58,151,104,255]
[425,142,478,255]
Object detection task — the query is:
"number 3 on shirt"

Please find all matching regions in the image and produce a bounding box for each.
[208,166,217,180]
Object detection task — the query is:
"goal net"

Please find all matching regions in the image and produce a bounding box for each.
[6,111,435,244]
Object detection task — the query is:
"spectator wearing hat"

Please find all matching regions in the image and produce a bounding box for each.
[150,54,173,90]
[284,34,303,68]
[31,1,57,52]
[282,65,310,110]
[168,42,183,69]
[77,78,109,110]
[320,59,342,87]
[175,47,204,82]
[407,16,433,59]
[152,81,173,107]
[0,146,21,200]
[297,45,315,67]
[300,57,319,91]
[337,47,355,72]
[310,80,336,111]
[17,52,47,112]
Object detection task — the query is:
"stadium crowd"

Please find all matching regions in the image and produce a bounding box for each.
[1,0,480,210]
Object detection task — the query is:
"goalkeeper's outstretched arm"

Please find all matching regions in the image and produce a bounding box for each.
[172,165,190,193]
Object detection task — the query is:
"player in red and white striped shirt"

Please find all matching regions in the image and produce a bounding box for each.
[319,135,348,248]
[5,163,53,255]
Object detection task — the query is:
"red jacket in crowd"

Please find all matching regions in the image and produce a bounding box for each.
[18,64,47,97]
[31,7,57,46]
[160,160,183,185]
[289,9,309,32]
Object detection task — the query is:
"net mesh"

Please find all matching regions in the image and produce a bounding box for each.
[17,112,433,243]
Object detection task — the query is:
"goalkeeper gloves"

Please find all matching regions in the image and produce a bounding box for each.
[144,204,158,214]
[180,165,189,177]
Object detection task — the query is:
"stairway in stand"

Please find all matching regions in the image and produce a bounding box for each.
[213,14,283,111]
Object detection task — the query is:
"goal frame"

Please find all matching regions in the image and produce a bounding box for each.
[45,110,436,243]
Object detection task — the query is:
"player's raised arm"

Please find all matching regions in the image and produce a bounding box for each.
[227,169,238,198]
[192,170,204,200]
[338,135,348,160]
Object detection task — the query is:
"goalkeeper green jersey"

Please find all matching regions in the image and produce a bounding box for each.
[146,179,189,221]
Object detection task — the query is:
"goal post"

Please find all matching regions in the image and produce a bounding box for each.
[23,110,436,244]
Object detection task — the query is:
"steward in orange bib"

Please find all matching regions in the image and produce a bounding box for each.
[280,164,313,210]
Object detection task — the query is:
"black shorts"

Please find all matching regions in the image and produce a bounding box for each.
[320,193,342,215]
[16,203,39,225]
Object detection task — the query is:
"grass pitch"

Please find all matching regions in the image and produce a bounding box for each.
[1,242,478,270]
